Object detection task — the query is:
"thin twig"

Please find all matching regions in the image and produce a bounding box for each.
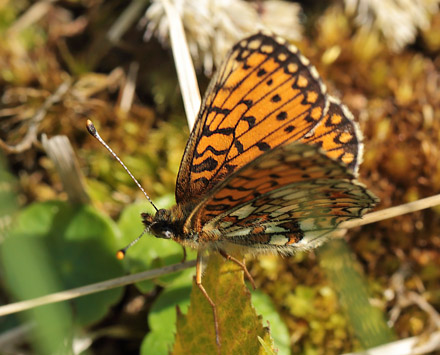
[0,323,34,350]
[0,260,196,317]
[107,0,149,44]
[119,62,139,113]
[340,193,440,230]
[407,292,440,329]
[0,79,72,154]
[7,0,55,35]
[343,330,440,355]
[41,134,90,204]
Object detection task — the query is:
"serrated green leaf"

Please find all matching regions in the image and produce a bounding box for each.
[173,253,272,354]
[257,335,276,355]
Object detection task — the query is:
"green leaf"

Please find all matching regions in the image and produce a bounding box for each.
[140,269,193,355]
[258,336,276,355]
[0,156,72,354]
[2,235,74,354]
[173,253,273,354]
[251,290,290,355]
[117,195,196,293]
[3,201,125,326]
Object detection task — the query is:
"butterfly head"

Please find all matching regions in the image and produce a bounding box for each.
[141,209,178,240]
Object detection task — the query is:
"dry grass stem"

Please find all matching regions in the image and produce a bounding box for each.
[341,193,440,230]
[161,0,200,130]
[0,260,196,317]
[0,79,72,154]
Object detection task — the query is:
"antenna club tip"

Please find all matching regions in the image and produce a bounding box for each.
[116,250,126,260]
[86,120,97,136]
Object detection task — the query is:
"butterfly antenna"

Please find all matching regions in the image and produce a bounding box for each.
[86,120,159,212]
[116,230,148,260]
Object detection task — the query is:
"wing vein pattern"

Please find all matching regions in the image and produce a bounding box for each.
[172,32,377,253]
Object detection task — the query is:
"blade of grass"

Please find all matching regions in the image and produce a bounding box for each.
[318,239,396,349]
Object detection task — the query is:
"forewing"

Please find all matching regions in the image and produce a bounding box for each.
[185,143,377,250]
[176,32,328,204]
[301,97,362,174]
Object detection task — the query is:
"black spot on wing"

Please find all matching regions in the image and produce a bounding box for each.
[240,99,254,108]
[205,203,231,211]
[276,111,287,120]
[243,116,256,128]
[194,145,229,158]
[256,142,271,151]
[257,68,267,77]
[234,140,244,154]
[202,126,234,137]
[271,94,281,102]
[190,157,218,173]
[208,106,231,115]
[194,176,209,185]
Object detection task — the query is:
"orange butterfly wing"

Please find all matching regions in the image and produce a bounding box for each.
[176,32,329,204]
[184,143,377,246]
[301,98,362,174]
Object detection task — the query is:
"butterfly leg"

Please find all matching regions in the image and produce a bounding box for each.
[196,251,221,351]
[181,246,187,262]
[218,249,256,290]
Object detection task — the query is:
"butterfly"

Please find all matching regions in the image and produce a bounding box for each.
[138,32,378,347]
[88,31,378,349]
